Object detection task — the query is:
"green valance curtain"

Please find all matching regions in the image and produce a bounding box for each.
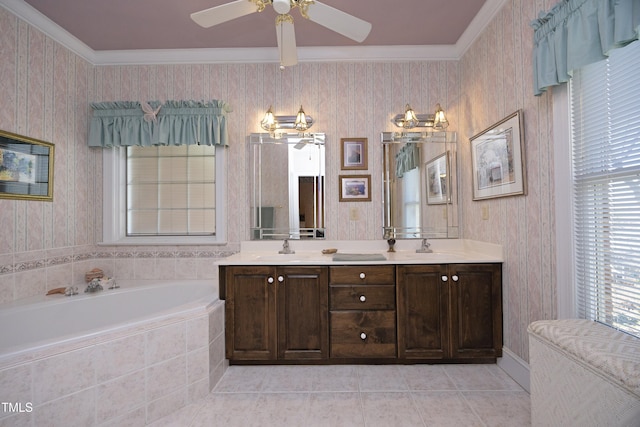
[88,100,231,147]
[395,143,420,178]
[531,0,640,96]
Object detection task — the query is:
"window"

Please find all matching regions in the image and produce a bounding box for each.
[102,145,226,245]
[571,40,640,337]
[127,145,216,236]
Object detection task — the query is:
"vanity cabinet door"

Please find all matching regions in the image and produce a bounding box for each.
[396,264,450,359]
[449,263,502,359]
[277,266,329,360]
[224,266,277,361]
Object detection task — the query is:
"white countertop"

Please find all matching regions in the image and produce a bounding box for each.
[216,239,503,266]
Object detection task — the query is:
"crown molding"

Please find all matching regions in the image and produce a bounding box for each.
[1,0,508,66]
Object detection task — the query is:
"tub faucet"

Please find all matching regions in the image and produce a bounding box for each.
[279,239,295,254]
[416,238,433,253]
[85,278,103,293]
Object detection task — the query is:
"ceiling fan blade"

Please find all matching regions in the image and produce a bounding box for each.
[276,15,298,67]
[305,1,372,43]
[190,0,259,28]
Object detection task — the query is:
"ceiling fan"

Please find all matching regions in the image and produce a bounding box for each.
[190,0,372,68]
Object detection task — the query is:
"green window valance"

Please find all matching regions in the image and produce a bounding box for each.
[395,143,420,178]
[88,100,231,147]
[531,0,640,96]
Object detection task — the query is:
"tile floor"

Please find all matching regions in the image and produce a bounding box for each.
[151,364,531,426]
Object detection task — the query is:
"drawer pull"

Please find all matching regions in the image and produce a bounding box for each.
[452,275,459,282]
[359,295,366,302]
[278,275,284,282]
[359,272,366,279]
[267,277,274,284]
[441,275,448,282]
[360,332,367,340]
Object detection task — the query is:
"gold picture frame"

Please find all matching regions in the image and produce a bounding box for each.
[339,174,371,202]
[0,129,54,201]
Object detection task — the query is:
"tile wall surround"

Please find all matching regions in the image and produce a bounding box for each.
[1,0,557,368]
[0,298,227,426]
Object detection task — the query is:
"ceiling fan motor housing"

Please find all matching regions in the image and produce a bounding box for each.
[272,0,291,14]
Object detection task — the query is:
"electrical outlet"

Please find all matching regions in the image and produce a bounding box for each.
[349,207,359,221]
[481,205,489,220]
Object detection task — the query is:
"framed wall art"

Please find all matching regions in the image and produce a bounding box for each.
[0,129,54,201]
[339,174,371,202]
[470,110,526,200]
[340,137,367,170]
[425,151,450,205]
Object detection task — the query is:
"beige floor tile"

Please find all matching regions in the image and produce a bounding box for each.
[400,364,457,390]
[462,391,532,427]
[357,365,410,391]
[189,393,261,426]
[361,392,425,427]
[444,364,521,391]
[305,392,364,427]
[310,365,359,392]
[412,391,484,427]
[250,392,310,426]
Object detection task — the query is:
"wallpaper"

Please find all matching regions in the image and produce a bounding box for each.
[0,0,556,363]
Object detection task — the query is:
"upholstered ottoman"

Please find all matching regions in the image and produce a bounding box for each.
[528,319,640,427]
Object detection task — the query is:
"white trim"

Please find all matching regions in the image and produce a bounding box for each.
[497,346,530,393]
[2,0,507,65]
[101,146,227,246]
[552,84,576,319]
[456,0,509,57]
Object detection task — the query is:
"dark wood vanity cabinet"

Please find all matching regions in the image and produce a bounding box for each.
[222,262,502,364]
[396,263,502,361]
[223,265,328,361]
[329,265,397,359]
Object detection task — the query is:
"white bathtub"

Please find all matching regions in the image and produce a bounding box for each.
[0,280,227,426]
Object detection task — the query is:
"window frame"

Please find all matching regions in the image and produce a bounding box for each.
[101,146,227,245]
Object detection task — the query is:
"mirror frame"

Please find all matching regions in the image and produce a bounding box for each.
[381,131,458,239]
[249,132,326,240]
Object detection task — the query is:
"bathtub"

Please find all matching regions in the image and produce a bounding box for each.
[0,280,227,426]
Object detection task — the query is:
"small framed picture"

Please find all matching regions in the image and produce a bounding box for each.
[339,174,371,202]
[426,151,450,205]
[470,110,526,200]
[341,138,367,170]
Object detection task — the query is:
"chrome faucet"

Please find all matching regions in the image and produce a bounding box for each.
[85,278,104,293]
[416,238,433,253]
[279,239,295,254]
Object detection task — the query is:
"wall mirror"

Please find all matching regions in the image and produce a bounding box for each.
[382,131,459,239]
[249,133,325,240]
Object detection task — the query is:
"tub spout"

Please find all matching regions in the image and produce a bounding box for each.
[85,279,103,293]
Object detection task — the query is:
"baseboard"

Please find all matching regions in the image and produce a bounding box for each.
[497,347,530,393]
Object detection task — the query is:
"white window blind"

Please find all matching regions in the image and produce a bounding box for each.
[127,145,216,236]
[571,40,640,337]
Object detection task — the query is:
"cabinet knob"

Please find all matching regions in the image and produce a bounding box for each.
[359,272,366,279]
[278,275,284,282]
[452,275,459,282]
[360,332,367,340]
[441,275,448,282]
[359,295,366,302]
[267,277,274,284]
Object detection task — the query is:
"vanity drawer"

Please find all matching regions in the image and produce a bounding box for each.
[330,285,395,310]
[330,311,397,358]
[329,266,395,285]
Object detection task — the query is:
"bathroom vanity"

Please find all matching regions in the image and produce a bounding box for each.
[217,240,502,365]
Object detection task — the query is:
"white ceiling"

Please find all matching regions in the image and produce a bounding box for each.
[2,0,507,65]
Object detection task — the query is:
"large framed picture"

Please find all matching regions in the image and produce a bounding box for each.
[0,129,54,201]
[426,151,450,205]
[339,174,371,202]
[470,110,526,200]
[340,137,367,170]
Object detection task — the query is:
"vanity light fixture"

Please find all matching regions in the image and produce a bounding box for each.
[260,105,314,133]
[392,103,449,129]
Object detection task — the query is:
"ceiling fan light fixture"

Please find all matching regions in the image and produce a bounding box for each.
[272,0,291,15]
